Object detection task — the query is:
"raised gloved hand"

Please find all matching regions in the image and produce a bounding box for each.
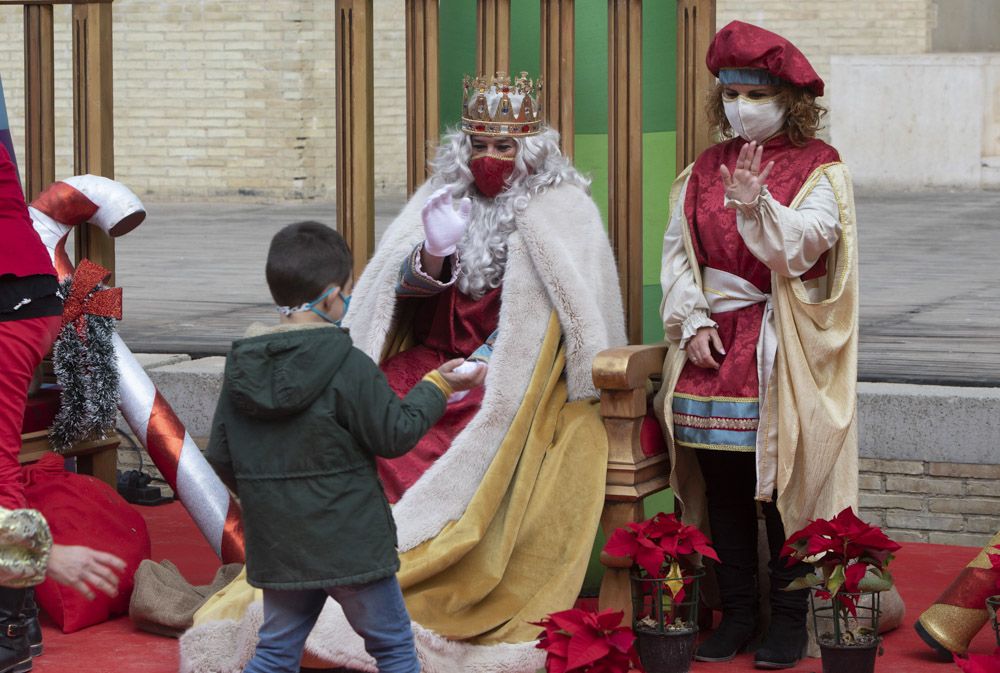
[422,187,472,257]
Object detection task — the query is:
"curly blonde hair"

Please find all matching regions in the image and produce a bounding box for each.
[705,83,827,147]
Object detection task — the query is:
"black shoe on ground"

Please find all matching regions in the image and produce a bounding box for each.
[753,631,807,670]
[0,588,31,673]
[19,590,40,658]
[695,617,756,662]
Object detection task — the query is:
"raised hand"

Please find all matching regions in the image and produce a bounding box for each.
[422,187,473,258]
[719,141,774,205]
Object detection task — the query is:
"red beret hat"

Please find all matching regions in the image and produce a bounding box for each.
[706,21,824,97]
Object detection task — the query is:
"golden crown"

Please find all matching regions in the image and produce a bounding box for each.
[461,71,544,137]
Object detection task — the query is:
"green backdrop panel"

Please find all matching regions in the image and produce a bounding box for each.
[573,3,609,134]
[572,132,610,227]
[643,2,677,133]
[438,1,478,133]
[580,487,676,595]
[510,0,541,77]
[643,130,676,286]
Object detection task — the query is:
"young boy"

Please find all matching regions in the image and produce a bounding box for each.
[206,221,486,673]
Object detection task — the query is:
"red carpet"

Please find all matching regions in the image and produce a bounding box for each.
[29,501,998,673]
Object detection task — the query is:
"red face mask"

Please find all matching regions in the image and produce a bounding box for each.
[469,154,515,198]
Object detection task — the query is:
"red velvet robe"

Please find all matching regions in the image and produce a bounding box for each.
[671,135,839,451]
[377,285,501,502]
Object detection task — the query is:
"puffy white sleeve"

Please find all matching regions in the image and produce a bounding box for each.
[728,173,841,278]
[660,181,716,347]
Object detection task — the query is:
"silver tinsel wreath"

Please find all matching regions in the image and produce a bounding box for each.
[50,275,121,451]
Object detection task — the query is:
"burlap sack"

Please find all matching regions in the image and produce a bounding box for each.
[129,559,243,637]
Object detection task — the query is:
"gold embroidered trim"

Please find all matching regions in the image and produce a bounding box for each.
[674,392,759,404]
[676,440,756,453]
[674,413,758,431]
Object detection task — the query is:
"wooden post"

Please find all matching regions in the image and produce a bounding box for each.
[23,3,55,202]
[405,0,439,195]
[72,1,115,280]
[593,344,672,622]
[607,0,643,345]
[476,0,510,77]
[335,0,375,274]
[676,0,716,172]
[539,0,574,157]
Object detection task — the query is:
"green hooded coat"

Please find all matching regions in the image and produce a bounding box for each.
[206,324,447,590]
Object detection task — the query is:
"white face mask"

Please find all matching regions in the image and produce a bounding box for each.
[723,96,787,142]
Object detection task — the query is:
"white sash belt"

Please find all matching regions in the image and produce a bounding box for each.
[701,267,778,500]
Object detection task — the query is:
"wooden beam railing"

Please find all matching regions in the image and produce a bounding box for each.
[676,0,716,173]
[335,0,375,276]
[607,0,643,345]
[540,0,575,157]
[1,0,116,277]
[476,0,510,77]
[405,0,439,195]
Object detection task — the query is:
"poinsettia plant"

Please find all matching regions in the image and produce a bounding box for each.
[603,511,718,614]
[781,506,900,647]
[531,608,644,673]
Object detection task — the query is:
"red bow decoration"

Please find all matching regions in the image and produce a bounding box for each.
[61,259,123,336]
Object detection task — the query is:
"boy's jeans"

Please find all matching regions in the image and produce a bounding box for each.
[243,575,420,673]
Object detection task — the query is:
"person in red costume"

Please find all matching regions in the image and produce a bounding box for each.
[0,145,126,673]
[655,22,862,669]
[178,71,625,673]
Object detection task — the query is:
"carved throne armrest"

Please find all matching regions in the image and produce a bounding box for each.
[592,344,671,622]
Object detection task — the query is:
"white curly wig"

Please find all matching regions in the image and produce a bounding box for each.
[428,126,591,299]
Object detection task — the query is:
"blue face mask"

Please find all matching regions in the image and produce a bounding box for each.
[305,287,351,327]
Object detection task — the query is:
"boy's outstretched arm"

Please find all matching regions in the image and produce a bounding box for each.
[335,355,484,459]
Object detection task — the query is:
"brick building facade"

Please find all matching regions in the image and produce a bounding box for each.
[0,0,938,200]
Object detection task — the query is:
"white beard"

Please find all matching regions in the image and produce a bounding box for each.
[456,196,516,299]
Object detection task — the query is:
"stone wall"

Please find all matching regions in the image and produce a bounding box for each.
[856,382,1000,547]
[859,459,1000,547]
[716,0,935,103]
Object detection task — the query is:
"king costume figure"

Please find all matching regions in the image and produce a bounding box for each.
[181,72,627,673]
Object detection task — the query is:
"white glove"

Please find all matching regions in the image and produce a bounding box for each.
[447,360,484,404]
[422,187,472,257]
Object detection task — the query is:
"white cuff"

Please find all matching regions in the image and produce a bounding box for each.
[724,186,770,214]
[679,312,718,349]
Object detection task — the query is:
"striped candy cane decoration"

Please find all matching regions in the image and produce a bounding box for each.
[30,176,245,563]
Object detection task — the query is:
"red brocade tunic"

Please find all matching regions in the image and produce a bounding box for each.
[671,135,839,453]
[377,284,502,502]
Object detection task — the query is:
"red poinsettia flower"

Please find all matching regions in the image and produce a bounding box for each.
[953,648,1000,673]
[780,507,899,620]
[782,507,900,570]
[603,512,718,579]
[532,608,645,673]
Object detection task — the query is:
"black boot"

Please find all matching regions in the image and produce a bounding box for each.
[19,590,40,658]
[754,502,808,670]
[0,588,31,673]
[694,450,759,663]
[695,554,758,662]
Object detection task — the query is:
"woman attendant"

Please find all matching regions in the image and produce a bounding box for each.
[657,21,860,669]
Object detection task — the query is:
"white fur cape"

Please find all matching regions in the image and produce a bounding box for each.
[179,181,626,673]
[345,180,626,552]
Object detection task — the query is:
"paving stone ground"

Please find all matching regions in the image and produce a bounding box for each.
[101,189,1000,386]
